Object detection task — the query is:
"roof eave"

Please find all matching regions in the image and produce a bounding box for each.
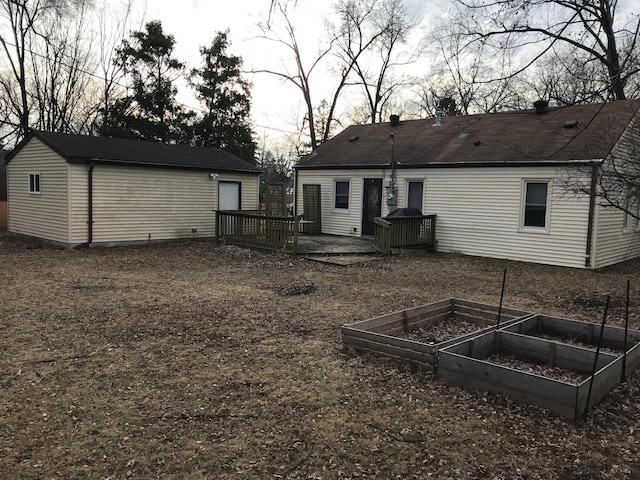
[69,156,262,174]
[295,159,602,170]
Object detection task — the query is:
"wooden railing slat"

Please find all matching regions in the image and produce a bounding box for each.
[374,214,436,255]
[215,210,302,252]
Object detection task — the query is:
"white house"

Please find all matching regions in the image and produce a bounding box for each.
[6,131,261,247]
[294,100,640,269]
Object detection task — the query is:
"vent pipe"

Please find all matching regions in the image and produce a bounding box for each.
[433,111,443,126]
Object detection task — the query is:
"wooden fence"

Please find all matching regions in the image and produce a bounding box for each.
[374,214,436,255]
[216,210,302,253]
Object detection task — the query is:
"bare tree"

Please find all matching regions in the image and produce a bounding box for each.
[415,18,530,118]
[30,1,97,133]
[523,47,611,106]
[0,0,51,141]
[256,0,333,151]
[92,0,141,133]
[449,0,640,101]
[0,0,102,145]
[348,0,421,123]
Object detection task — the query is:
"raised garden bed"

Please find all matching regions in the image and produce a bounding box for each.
[500,314,640,380]
[438,330,624,420]
[341,298,533,370]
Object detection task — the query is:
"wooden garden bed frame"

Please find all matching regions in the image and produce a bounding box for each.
[500,314,640,380]
[438,330,627,420]
[341,298,533,370]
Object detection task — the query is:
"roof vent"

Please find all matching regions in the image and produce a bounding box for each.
[534,100,549,115]
[563,120,579,129]
[348,135,359,143]
[390,114,400,127]
[433,111,443,126]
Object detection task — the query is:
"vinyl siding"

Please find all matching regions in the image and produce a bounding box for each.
[591,115,640,268]
[69,163,89,244]
[296,168,394,236]
[424,167,590,268]
[297,165,591,268]
[592,204,640,268]
[78,165,259,245]
[6,138,69,243]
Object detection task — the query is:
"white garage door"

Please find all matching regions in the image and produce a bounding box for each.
[219,181,240,211]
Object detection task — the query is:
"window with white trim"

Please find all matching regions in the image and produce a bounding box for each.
[623,195,640,230]
[28,173,40,194]
[334,180,350,209]
[522,181,548,229]
[407,180,424,212]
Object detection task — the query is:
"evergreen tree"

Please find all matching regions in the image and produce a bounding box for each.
[99,21,193,143]
[189,31,256,163]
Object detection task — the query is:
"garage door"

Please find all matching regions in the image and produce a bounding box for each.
[219,181,240,211]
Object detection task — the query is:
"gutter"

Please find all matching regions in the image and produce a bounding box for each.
[294,159,600,170]
[87,162,94,245]
[585,163,598,268]
[294,166,299,216]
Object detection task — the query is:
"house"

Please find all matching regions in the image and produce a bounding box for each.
[294,100,640,269]
[6,131,261,247]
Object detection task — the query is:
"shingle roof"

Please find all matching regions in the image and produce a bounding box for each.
[7,131,261,174]
[297,100,640,169]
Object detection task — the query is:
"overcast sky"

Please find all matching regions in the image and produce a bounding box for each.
[140,0,436,149]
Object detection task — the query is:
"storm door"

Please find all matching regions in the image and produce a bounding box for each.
[362,178,382,236]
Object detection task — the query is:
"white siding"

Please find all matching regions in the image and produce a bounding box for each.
[424,167,590,268]
[297,165,592,268]
[296,168,394,236]
[591,111,640,268]
[69,163,89,244]
[592,204,640,268]
[6,138,70,243]
[81,165,259,245]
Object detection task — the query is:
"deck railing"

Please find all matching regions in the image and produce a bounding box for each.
[374,215,436,255]
[216,210,302,253]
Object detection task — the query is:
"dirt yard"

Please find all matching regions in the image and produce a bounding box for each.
[1,233,640,479]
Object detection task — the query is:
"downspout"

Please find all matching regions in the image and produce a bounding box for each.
[88,162,94,245]
[585,163,598,268]
[293,167,299,217]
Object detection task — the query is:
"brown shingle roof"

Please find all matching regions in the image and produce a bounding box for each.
[297,100,640,169]
[7,131,261,174]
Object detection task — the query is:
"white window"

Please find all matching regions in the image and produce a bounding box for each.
[334,180,350,209]
[28,173,40,194]
[522,181,549,229]
[406,180,424,212]
[623,196,640,230]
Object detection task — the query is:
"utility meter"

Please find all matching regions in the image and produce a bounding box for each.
[386,189,397,206]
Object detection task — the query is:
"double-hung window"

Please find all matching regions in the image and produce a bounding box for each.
[522,181,548,229]
[28,173,41,194]
[334,180,350,209]
[407,180,424,212]
[623,194,640,230]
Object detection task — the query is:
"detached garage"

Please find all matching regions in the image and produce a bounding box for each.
[6,131,261,247]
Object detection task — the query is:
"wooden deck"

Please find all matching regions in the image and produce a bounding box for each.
[216,211,436,256]
[296,235,376,255]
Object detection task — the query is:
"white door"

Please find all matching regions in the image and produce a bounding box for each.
[219,181,240,211]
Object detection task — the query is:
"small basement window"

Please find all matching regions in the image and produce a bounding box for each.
[522,181,548,229]
[28,173,41,194]
[334,180,350,209]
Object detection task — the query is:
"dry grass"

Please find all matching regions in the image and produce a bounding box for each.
[1,233,640,479]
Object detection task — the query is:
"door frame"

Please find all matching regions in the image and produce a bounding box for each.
[362,178,382,236]
[218,180,242,211]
